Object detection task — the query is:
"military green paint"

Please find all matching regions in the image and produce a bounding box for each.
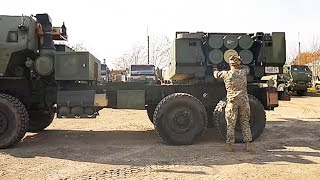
[283,65,312,92]
[117,90,145,109]
[35,56,54,75]
[54,51,101,81]
[167,32,286,81]
[209,34,224,49]
[0,15,38,74]
[271,32,286,64]
[0,13,287,122]
[238,35,253,50]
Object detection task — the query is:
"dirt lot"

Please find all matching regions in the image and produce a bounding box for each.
[1,96,320,180]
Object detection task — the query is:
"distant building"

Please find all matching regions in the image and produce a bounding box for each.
[304,59,320,82]
[101,63,111,82]
[110,70,126,82]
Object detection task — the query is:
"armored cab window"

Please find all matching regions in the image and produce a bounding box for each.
[264,34,272,46]
[6,31,18,42]
[189,41,197,46]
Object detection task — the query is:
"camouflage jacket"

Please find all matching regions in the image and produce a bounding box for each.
[213,65,250,102]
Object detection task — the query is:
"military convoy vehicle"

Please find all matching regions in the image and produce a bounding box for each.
[283,65,312,96]
[0,13,286,149]
[126,64,157,84]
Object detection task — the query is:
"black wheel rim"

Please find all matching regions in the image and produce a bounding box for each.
[168,107,193,133]
[0,111,8,135]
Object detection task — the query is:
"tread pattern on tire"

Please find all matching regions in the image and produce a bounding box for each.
[146,105,156,124]
[153,93,208,145]
[0,93,29,149]
[213,94,266,143]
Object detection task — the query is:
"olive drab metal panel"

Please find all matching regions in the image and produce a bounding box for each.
[223,35,238,49]
[238,35,253,50]
[166,32,286,81]
[239,50,253,64]
[209,49,224,64]
[167,32,206,80]
[57,90,95,107]
[35,56,54,76]
[0,15,38,75]
[117,90,145,109]
[209,35,224,49]
[271,32,286,64]
[54,51,101,81]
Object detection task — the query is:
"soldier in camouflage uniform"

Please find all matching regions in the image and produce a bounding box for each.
[213,55,252,152]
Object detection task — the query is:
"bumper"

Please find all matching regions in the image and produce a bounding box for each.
[290,83,311,91]
[266,87,279,109]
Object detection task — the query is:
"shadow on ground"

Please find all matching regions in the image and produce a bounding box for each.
[290,92,320,98]
[1,119,319,168]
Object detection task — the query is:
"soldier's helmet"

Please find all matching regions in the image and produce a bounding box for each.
[229,55,242,65]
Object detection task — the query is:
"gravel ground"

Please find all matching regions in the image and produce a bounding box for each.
[0,96,319,180]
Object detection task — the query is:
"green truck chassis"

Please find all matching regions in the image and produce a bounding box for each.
[0,13,284,148]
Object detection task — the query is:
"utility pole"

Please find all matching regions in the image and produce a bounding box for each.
[298,32,301,65]
[147,27,150,64]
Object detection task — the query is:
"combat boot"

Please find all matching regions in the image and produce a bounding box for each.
[225,143,233,152]
[244,142,252,152]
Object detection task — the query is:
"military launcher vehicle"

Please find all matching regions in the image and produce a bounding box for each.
[283,65,312,96]
[0,13,286,149]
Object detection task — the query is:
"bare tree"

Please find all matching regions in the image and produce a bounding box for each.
[290,35,320,65]
[113,53,132,70]
[113,44,145,70]
[310,36,320,52]
[71,43,87,51]
[310,36,320,79]
[113,35,171,70]
[149,36,171,69]
[287,46,299,65]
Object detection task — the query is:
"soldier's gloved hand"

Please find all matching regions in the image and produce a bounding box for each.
[213,68,219,78]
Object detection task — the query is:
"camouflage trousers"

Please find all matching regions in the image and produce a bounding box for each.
[225,98,252,143]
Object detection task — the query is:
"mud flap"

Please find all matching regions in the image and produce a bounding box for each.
[266,87,278,109]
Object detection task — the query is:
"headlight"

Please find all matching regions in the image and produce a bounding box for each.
[7,31,18,42]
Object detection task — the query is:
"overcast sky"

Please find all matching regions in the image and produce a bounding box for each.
[1,0,320,68]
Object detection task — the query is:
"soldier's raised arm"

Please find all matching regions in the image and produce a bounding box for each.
[213,69,227,79]
[240,65,250,75]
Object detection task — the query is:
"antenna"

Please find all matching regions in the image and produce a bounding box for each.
[147,27,150,64]
[298,32,301,65]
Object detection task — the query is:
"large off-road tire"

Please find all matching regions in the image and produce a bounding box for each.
[213,94,266,143]
[146,105,156,124]
[0,94,29,149]
[153,93,208,145]
[28,111,55,133]
[296,90,306,96]
[205,108,215,128]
